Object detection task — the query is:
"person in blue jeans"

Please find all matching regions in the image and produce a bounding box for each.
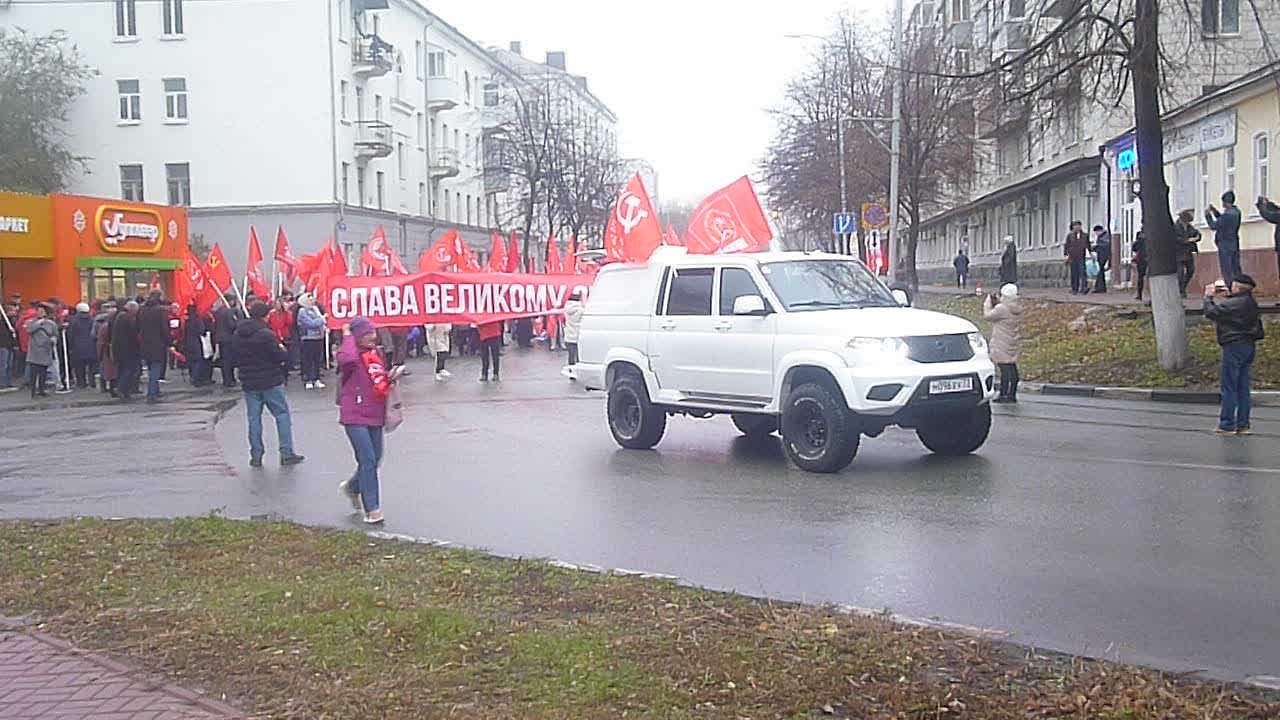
[231,301,305,468]
[1203,273,1264,435]
[336,317,399,524]
[1206,190,1243,285]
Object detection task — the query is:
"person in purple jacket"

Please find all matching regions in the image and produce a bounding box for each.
[335,316,401,524]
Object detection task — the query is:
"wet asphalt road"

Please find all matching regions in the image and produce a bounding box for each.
[3,349,1279,686]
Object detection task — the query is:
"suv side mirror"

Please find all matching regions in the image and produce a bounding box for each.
[891,289,911,307]
[732,295,769,316]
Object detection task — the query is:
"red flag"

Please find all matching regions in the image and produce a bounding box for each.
[666,225,683,246]
[330,239,349,278]
[486,232,507,272]
[246,227,272,300]
[273,225,300,282]
[311,246,335,303]
[506,232,522,273]
[418,229,461,272]
[177,249,218,316]
[456,238,483,273]
[604,172,663,263]
[684,176,773,255]
[545,237,564,274]
[202,243,235,294]
[360,226,408,276]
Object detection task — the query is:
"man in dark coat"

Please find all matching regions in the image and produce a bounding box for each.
[213,295,240,388]
[67,303,98,389]
[999,236,1018,285]
[1175,209,1202,297]
[139,291,171,402]
[1257,195,1280,282]
[1091,225,1111,293]
[1063,220,1090,294]
[231,302,304,468]
[111,301,142,401]
[1204,273,1264,434]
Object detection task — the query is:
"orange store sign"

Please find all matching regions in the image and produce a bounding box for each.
[96,205,165,254]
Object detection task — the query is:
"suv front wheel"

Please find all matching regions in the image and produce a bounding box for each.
[916,403,992,456]
[607,372,667,450]
[780,382,860,473]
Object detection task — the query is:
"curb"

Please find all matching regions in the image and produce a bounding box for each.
[1023,382,1280,406]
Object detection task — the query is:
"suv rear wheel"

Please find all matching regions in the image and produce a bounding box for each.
[916,403,992,455]
[781,382,859,473]
[607,372,667,450]
[732,413,778,438]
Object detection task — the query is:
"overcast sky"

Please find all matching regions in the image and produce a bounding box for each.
[430,0,891,205]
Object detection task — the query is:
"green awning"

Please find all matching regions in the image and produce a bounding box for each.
[75,256,182,270]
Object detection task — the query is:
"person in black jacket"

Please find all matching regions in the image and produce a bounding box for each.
[999,236,1018,285]
[183,304,212,387]
[1175,209,1202,298]
[1258,195,1280,281]
[139,291,171,402]
[231,301,305,468]
[67,303,98,389]
[112,301,142,401]
[214,295,241,388]
[1204,273,1265,435]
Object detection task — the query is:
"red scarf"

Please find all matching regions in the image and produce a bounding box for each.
[361,348,391,402]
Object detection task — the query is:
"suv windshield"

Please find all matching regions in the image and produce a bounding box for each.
[760,259,898,311]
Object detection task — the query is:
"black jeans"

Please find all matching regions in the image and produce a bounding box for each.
[301,339,324,382]
[119,359,142,398]
[219,343,237,386]
[1135,263,1148,300]
[72,359,95,388]
[29,363,49,397]
[998,363,1019,399]
[480,338,501,379]
[1094,258,1109,293]
[1179,259,1196,296]
[435,352,447,373]
[1069,258,1086,293]
[567,342,579,366]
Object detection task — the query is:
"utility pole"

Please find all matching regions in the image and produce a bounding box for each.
[888,0,904,280]
[837,116,848,255]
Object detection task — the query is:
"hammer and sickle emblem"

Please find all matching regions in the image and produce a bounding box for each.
[616,192,647,234]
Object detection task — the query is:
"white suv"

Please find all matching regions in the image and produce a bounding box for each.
[576,249,997,473]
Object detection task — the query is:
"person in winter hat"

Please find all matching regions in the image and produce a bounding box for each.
[1204,273,1264,435]
[67,303,98,389]
[336,316,401,524]
[23,304,58,398]
[983,284,1022,403]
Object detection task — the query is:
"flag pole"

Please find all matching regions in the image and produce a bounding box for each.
[0,301,14,335]
[60,325,71,391]
[230,278,249,316]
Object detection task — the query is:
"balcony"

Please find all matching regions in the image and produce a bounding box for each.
[352,35,393,79]
[426,76,463,112]
[977,101,1029,139]
[354,120,393,162]
[944,19,974,48]
[428,147,460,178]
[480,103,517,131]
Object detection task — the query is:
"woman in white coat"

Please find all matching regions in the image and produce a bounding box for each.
[561,290,585,380]
[983,283,1022,403]
[426,323,452,381]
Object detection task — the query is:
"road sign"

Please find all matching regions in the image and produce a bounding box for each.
[832,212,856,235]
[861,202,888,230]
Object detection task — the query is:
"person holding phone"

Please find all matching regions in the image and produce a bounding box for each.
[336,317,404,524]
[1204,274,1264,435]
[983,284,1022,403]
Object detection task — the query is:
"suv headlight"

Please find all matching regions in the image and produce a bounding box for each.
[968,332,988,355]
[848,336,910,362]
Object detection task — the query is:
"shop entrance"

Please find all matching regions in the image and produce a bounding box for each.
[79,268,157,303]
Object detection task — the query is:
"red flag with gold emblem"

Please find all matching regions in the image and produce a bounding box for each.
[603,173,662,263]
[202,243,235,295]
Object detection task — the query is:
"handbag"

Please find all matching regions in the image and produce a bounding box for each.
[200,332,214,360]
[383,382,404,433]
[1085,256,1099,279]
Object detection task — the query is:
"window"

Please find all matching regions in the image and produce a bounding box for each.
[665,268,714,316]
[719,268,763,315]
[476,136,483,166]
[341,162,350,205]
[419,183,426,215]
[428,50,447,77]
[484,81,499,107]
[1200,154,1211,211]
[376,171,385,209]
[162,0,184,35]
[395,54,404,99]
[415,41,424,79]
[1256,132,1271,200]
[165,163,190,206]
[397,143,405,179]
[464,133,471,164]
[950,0,970,22]
[1024,131,1033,165]
[466,194,472,225]
[456,195,462,222]
[443,190,451,220]
[340,81,349,119]
[163,78,188,121]
[454,129,460,156]
[119,164,144,201]
[1008,0,1025,17]
[1225,146,1236,193]
[1174,158,1197,215]
[1202,0,1240,35]
[374,94,382,122]
[357,166,367,207]
[355,86,364,120]
[477,196,483,225]
[416,112,424,146]
[441,122,449,150]
[464,71,472,103]
[115,0,137,38]
[338,0,347,40]
[117,79,141,122]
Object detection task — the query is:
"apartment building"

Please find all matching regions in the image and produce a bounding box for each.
[909,0,1279,287]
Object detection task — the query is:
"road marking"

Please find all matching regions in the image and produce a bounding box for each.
[1027,451,1280,475]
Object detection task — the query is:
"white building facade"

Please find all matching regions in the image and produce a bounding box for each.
[0,0,532,273]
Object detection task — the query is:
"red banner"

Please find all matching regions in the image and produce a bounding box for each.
[685,175,773,255]
[246,226,272,300]
[325,271,594,329]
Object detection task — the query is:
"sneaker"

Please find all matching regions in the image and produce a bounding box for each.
[435,372,446,382]
[281,454,306,466]
[305,382,315,390]
[249,457,264,468]
[0,387,19,393]
[479,376,489,383]
[314,380,326,389]
[1236,427,1253,436]
[55,388,73,395]
[158,378,170,384]
[363,509,385,525]
[1214,427,1235,435]
[493,374,501,383]
[338,480,363,511]
[440,369,452,378]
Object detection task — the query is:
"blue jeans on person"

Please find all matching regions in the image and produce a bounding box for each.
[244,385,296,462]
[1217,243,1242,285]
[343,424,384,512]
[119,359,142,398]
[147,360,165,399]
[0,347,11,388]
[1219,341,1255,431]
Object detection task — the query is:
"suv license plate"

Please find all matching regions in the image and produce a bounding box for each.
[929,377,973,395]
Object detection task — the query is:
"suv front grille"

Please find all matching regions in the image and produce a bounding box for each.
[905,334,974,364]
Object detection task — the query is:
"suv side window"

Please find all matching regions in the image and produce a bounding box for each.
[665,268,714,316]
[718,267,763,315]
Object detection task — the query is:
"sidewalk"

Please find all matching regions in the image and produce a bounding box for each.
[0,620,244,720]
[919,283,1280,312]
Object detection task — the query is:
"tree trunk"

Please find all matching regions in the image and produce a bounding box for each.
[905,206,921,293]
[1131,0,1187,370]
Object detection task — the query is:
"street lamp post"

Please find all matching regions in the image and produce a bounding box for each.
[888,0,905,281]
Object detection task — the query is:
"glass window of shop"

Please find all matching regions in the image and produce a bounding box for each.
[79,268,153,303]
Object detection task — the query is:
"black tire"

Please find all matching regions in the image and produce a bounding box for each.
[607,372,667,450]
[916,403,992,456]
[780,382,859,473]
[732,413,779,438]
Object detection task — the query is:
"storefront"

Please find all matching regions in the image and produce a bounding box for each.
[0,192,188,303]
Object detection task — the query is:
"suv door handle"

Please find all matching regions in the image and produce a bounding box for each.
[659,320,677,331]
[713,320,733,331]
